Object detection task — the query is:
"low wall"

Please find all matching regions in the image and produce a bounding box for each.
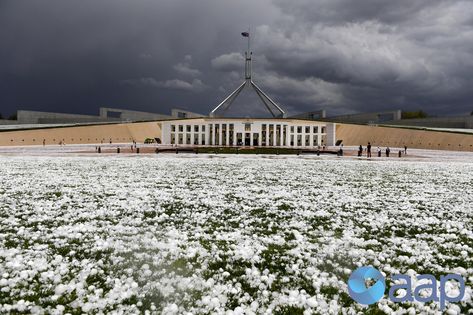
[0,122,162,146]
[336,124,473,151]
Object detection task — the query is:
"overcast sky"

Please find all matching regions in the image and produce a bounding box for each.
[1,0,473,117]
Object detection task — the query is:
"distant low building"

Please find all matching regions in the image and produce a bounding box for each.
[2,107,208,126]
[99,107,172,121]
[326,110,402,124]
[289,110,326,120]
[382,116,473,129]
[171,109,206,119]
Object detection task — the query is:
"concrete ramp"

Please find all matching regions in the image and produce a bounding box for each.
[336,123,473,151]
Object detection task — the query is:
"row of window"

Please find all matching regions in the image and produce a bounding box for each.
[169,131,325,147]
[290,125,326,134]
[171,124,207,133]
[170,124,326,134]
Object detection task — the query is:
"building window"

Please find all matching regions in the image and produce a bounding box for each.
[322,127,326,133]
[229,124,234,130]
[297,126,302,133]
[245,123,251,131]
[171,133,176,144]
[209,124,213,145]
[186,134,191,144]
[229,129,234,145]
[313,135,318,146]
[297,135,302,146]
[201,134,205,145]
[178,133,183,144]
[252,133,259,146]
[171,125,176,132]
[222,124,227,146]
[290,126,294,133]
[305,126,310,134]
[313,126,318,133]
[193,134,199,145]
[290,135,294,146]
[305,135,310,146]
[194,125,199,132]
[178,125,183,132]
[236,133,243,146]
[276,125,281,146]
[262,124,266,131]
[283,125,287,146]
[201,125,206,132]
[186,125,191,132]
[214,124,219,145]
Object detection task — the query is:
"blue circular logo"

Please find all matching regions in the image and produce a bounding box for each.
[348,266,385,305]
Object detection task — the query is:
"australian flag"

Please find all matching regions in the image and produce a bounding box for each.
[241,32,249,37]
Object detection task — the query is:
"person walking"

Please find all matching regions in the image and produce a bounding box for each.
[358,145,362,157]
[367,142,372,158]
[386,147,390,157]
[377,146,381,157]
[404,145,407,155]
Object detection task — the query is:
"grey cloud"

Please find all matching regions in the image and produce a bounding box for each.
[251,1,473,114]
[211,53,244,72]
[0,0,472,117]
[273,0,450,25]
[173,55,201,77]
[122,78,207,92]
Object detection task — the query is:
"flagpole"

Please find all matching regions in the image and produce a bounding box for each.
[247,27,250,55]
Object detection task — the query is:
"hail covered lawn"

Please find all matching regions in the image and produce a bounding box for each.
[0,155,472,314]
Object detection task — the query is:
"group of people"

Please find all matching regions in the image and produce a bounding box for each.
[358,143,407,158]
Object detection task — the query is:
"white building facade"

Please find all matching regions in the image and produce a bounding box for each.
[160,118,336,147]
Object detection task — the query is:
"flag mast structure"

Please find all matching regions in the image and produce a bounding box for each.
[209,31,286,118]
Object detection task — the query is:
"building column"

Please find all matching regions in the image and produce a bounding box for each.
[325,123,336,146]
[226,128,230,147]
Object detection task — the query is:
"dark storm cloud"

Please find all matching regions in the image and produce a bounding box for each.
[263,0,473,114]
[0,0,472,117]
